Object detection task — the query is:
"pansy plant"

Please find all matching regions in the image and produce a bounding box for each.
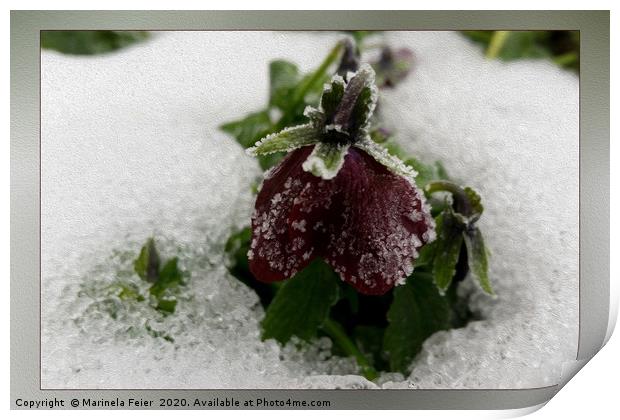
[221,38,493,379]
[246,65,435,295]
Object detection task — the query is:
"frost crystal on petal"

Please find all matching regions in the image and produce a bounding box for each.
[249,147,318,281]
[354,136,418,183]
[319,148,434,295]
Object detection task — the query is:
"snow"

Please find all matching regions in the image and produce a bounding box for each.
[41,31,578,389]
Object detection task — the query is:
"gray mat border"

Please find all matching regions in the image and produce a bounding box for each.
[10,10,610,410]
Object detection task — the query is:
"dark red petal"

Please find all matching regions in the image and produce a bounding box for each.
[322,148,434,295]
[249,146,326,282]
[286,175,340,261]
[249,145,434,295]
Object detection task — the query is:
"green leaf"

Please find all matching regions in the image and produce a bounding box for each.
[301,142,349,179]
[156,299,178,314]
[432,211,465,292]
[247,123,319,156]
[220,110,273,149]
[269,60,300,111]
[384,272,451,373]
[261,259,340,344]
[258,154,286,171]
[41,31,148,55]
[463,227,493,295]
[491,31,551,60]
[145,322,174,343]
[134,238,160,283]
[220,110,283,170]
[414,241,436,268]
[149,257,183,299]
[117,283,145,302]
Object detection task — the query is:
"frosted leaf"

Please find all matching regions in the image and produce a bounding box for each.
[302,143,350,180]
[332,64,378,138]
[319,75,346,117]
[247,123,319,156]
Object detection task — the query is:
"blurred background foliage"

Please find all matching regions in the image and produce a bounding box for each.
[41,31,149,55]
[462,30,579,72]
[41,30,579,72]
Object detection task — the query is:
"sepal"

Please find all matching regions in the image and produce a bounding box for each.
[302,142,350,180]
[247,123,319,156]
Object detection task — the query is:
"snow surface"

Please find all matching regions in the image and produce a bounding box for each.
[41,31,578,389]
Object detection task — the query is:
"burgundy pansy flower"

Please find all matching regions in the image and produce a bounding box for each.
[246,65,435,295]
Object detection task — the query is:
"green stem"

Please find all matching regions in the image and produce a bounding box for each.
[290,41,344,110]
[486,30,510,59]
[425,180,472,216]
[321,318,378,381]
